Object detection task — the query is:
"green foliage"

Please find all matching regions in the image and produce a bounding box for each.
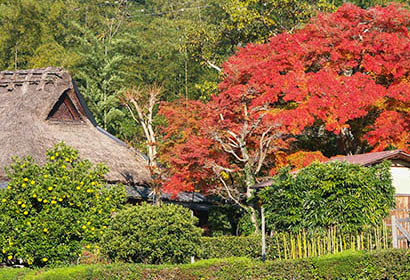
[100,203,203,264]
[259,161,395,233]
[200,223,390,261]
[1,250,409,280]
[200,235,272,260]
[208,204,243,236]
[0,142,126,266]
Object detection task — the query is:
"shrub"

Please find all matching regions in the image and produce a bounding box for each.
[208,204,243,236]
[200,235,273,260]
[259,161,395,233]
[0,250,408,280]
[200,224,390,261]
[0,142,126,266]
[100,203,203,264]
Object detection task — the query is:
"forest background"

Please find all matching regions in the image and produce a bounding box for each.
[1,0,403,146]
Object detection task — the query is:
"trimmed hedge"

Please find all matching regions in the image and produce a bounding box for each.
[199,235,272,259]
[100,203,202,264]
[199,229,390,261]
[0,249,408,279]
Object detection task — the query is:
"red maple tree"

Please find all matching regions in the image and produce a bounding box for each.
[159,3,410,230]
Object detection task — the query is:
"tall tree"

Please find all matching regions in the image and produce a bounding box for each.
[159,3,410,231]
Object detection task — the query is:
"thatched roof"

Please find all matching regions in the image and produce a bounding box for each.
[0,67,151,185]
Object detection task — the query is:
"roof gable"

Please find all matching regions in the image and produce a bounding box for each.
[47,90,83,122]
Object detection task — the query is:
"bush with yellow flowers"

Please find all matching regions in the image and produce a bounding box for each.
[0,142,126,266]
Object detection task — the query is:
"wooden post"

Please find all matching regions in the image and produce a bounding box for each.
[392,215,398,249]
[261,206,266,262]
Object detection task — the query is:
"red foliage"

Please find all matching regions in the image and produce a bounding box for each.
[160,3,410,195]
[270,151,328,175]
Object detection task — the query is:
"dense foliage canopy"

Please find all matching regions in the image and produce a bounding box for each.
[259,161,395,233]
[158,3,409,230]
[0,143,126,266]
[100,203,202,264]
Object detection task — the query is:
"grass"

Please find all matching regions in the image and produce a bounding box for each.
[0,249,408,280]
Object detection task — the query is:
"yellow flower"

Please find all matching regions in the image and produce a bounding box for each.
[62,165,66,169]
[2,249,6,254]
[1,199,6,203]
[65,158,70,162]
[91,182,96,186]
[42,257,48,262]
[26,221,31,226]
[86,189,92,193]
[44,174,49,179]
[76,186,81,190]
[17,201,22,205]
[58,198,63,202]
[43,228,48,233]
[55,152,59,156]
[50,156,55,160]
[87,221,91,225]
[7,255,12,260]
[21,204,26,208]
[37,198,42,202]
[48,187,53,191]
[32,194,37,198]
[51,200,56,205]
[23,211,28,215]
[98,210,102,214]
[22,183,27,187]
[105,197,110,201]
[30,180,35,185]
[82,225,87,230]
[7,186,10,189]
[86,245,91,249]
[43,199,48,204]
[91,227,95,231]
[23,178,28,182]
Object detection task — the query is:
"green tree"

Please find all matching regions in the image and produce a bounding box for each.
[0,142,126,266]
[101,203,202,264]
[259,161,395,233]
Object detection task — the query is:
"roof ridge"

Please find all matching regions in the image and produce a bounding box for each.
[0,67,65,84]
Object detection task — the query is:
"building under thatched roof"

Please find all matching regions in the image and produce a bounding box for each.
[0,67,151,186]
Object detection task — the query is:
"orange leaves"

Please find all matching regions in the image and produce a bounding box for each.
[159,3,410,196]
[219,3,410,152]
[365,111,410,152]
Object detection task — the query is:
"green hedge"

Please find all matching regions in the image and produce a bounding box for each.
[0,250,408,279]
[100,203,202,264]
[259,161,394,233]
[199,235,272,259]
[199,228,391,261]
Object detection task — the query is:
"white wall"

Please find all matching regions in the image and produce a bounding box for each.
[391,166,410,195]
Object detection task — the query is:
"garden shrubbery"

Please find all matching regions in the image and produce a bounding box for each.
[1,249,408,280]
[100,203,203,264]
[0,143,126,266]
[260,161,395,233]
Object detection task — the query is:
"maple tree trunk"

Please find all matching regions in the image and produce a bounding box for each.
[245,164,260,234]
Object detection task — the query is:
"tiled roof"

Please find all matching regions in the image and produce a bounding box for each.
[327,150,410,166]
[252,150,410,189]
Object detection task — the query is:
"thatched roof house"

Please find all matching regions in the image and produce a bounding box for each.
[0,67,151,186]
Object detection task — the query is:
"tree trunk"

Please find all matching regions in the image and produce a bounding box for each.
[244,163,260,234]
